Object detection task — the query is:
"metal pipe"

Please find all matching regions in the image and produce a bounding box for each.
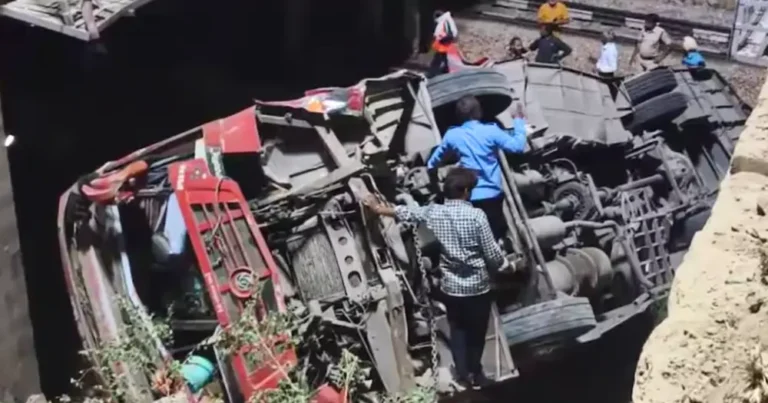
[529,198,573,217]
[499,152,557,298]
[564,220,654,290]
[499,172,527,253]
[615,173,665,192]
[585,174,605,216]
[657,156,687,205]
[406,82,443,146]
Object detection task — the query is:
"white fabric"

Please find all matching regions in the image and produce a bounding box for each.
[433,12,458,40]
[683,36,698,52]
[596,42,618,73]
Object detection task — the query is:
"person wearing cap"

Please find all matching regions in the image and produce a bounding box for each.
[537,0,570,36]
[590,30,618,77]
[682,36,706,68]
[630,13,673,71]
[428,10,459,77]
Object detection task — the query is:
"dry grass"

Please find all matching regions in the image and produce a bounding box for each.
[742,345,768,403]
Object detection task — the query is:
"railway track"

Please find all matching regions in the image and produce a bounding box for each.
[461,0,734,60]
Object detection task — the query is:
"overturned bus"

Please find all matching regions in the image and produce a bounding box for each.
[57,62,749,402]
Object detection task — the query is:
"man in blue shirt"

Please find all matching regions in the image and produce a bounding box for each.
[427,96,528,239]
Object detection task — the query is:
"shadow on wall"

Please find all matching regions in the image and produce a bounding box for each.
[0,0,413,396]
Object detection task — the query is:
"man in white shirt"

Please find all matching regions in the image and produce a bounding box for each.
[592,30,618,77]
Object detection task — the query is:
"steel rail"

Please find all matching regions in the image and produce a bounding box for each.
[462,0,734,59]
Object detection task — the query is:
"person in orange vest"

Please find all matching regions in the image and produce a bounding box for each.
[428,10,459,77]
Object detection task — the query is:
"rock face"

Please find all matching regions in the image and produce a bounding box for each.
[633,75,768,403]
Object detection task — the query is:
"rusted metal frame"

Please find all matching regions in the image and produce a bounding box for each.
[365,298,409,393]
[255,112,314,129]
[173,181,254,395]
[253,111,366,206]
[0,0,153,41]
[57,191,100,350]
[498,152,558,299]
[256,163,365,207]
[350,176,410,264]
[363,95,407,154]
[77,212,154,402]
[565,220,654,290]
[198,205,242,274]
[190,209,245,232]
[318,196,413,393]
[105,205,180,401]
[316,126,355,167]
[318,198,370,302]
[265,87,416,393]
[0,6,90,40]
[500,198,525,265]
[485,303,518,381]
[169,160,297,399]
[575,291,654,343]
[90,0,154,34]
[347,175,415,393]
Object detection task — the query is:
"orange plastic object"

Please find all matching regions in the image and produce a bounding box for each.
[306,97,325,113]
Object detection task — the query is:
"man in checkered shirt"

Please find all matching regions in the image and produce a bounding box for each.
[364,167,510,390]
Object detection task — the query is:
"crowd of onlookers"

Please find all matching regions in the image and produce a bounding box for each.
[429,0,708,77]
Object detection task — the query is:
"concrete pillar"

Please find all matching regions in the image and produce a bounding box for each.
[282,0,310,63]
[0,92,40,401]
[404,0,420,56]
[363,0,384,44]
[418,0,435,54]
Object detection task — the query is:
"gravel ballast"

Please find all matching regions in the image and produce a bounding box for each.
[455,18,765,105]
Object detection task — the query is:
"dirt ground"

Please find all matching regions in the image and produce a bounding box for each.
[455,18,765,105]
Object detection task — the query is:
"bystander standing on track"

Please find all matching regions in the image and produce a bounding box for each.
[590,30,618,78]
[529,24,573,64]
[429,10,459,77]
[537,0,570,36]
[630,13,673,71]
[682,36,706,68]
